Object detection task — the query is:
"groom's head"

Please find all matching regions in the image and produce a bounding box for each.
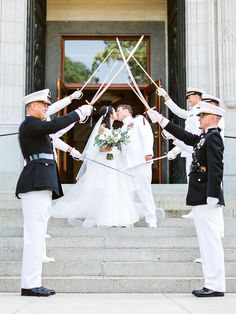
[116,104,133,122]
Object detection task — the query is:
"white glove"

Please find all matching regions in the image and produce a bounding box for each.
[207,197,218,207]
[70,148,82,159]
[156,87,167,97]
[167,149,177,160]
[147,109,163,123]
[69,90,83,101]
[75,104,93,121]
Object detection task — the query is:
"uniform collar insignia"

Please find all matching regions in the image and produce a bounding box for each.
[197,138,205,148]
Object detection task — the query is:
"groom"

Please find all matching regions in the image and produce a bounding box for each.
[116,104,157,227]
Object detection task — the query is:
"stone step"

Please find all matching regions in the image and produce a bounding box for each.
[0,214,235,228]
[2,246,236,263]
[0,236,236,249]
[0,236,197,248]
[0,247,200,262]
[0,216,195,227]
[0,195,189,211]
[1,223,236,237]
[1,261,236,277]
[1,276,236,293]
[1,183,235,211]
[0,217,196,229]
[0,225,198,236]
[0,225,198,237]
[0,203,235,218]
[102,261,236,277]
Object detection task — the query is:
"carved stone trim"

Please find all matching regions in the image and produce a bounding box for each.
[167,0,186,183]
[25,0,46,94]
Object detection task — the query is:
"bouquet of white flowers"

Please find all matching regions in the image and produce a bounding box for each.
[94,127,130,160]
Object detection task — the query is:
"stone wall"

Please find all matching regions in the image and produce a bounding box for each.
[186,0,236,203]
[0,0,27,189]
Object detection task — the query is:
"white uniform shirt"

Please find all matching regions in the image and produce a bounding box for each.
[165,99,200,157]
[46,97,75,155]
[121,115,154,168]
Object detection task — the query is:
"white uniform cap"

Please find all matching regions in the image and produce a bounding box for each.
[23,89,51,106]
[186,87,205,99]
[201,93,221,106]
[197,101,225,117]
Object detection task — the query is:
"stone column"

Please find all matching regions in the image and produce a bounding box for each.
[217,0,236,205]
[0,0,27,190]
[185,0,218,94]
[217,0,236,110]
[186,0,236,213]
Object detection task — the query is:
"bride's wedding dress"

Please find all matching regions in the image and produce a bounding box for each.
[50,118,140,227]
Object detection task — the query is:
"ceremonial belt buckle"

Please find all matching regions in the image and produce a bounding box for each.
[25,153,54,163]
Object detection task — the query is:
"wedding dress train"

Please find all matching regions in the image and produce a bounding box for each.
[50,147,139,227]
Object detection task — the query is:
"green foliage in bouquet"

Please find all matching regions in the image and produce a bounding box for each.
[94,128,130,151]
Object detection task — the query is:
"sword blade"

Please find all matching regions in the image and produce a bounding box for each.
[79,49,114,93]
[91,60,119,102]
[90,35,144,105]
[124,155,167,171]
[126,48,159,89]
[117,39,150,109]
[79,156,134,177]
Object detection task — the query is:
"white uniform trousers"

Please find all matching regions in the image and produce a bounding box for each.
[192,204,225,292]
[132,163,157,224]
[218,206,225,238]
[185,154,225,238]
[20,190,52,288]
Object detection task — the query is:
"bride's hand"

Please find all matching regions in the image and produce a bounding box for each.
[99,124,106,133]
[100,147,112,152]
[145,154,153,161]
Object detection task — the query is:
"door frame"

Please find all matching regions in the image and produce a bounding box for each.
[143,79,163,183]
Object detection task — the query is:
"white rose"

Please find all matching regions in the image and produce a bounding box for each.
[114,134,121,142]
[99,134,106,140]
[104,128,112,136]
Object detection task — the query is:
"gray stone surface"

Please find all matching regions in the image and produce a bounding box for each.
[0,292,236,314]
[0,186,236,293]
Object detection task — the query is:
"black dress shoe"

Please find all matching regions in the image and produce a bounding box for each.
[192,286,206,295]
[21,287,51,297]
[193,287,224,297]
[40,286,56,295]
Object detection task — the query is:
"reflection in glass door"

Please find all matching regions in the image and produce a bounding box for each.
[62,36,150,86]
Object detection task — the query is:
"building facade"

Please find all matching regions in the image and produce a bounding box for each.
[0,0,235,196]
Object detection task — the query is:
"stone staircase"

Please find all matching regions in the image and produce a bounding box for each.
[0,184,236,293]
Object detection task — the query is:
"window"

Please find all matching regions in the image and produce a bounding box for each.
[62,36,150,85]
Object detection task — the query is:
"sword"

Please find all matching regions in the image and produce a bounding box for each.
[126,48,160,89]
[124,154,167,171]
[91,60,119,102]
[90,35,144,105]
[72,156,134,178]
[116,38,150,109]
[78,49,114,93]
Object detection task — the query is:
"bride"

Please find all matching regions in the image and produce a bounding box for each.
[50,105,140,227]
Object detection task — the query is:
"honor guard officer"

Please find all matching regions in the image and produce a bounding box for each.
[157,87,205,218]
[41,89,83,263]
[156,86,204,172]
[147,102,225,297]
[16,89,92,297]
